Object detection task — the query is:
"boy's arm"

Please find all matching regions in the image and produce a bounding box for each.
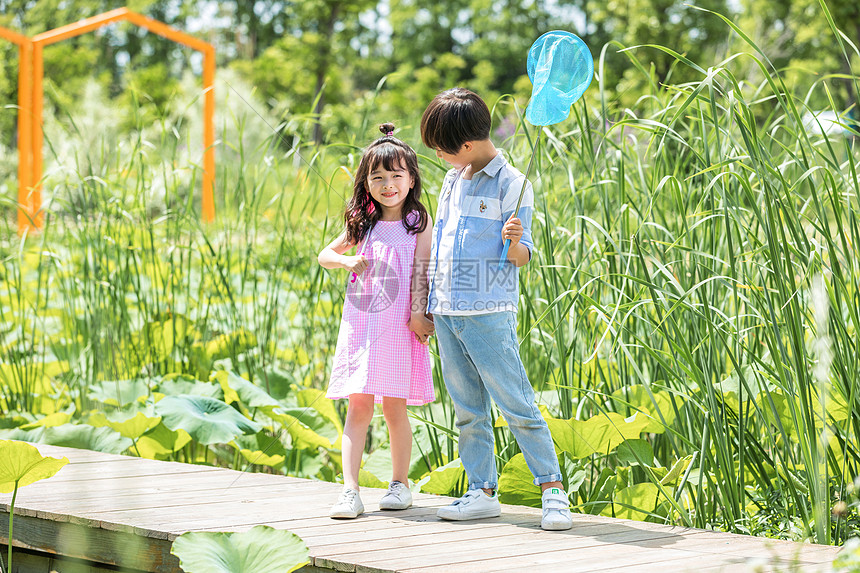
[502,217,531,267]
[501,176,535,267]
[318,231,368,275]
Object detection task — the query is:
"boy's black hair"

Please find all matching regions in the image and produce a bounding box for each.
[420,88,491,154]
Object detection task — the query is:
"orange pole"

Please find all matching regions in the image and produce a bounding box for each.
[202,46,216,222]
[17,42,34,232]
[15,10,216,229]
[30,43,44,229]
[30,8,130,46]
[123,11,211,52]
[0,26,36,233]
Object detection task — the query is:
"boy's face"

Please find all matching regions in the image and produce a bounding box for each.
[435,144,470,170]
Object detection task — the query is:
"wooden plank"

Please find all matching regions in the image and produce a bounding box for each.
[315,525,699,571]
[0,545,150,573]
[0,511,180,572]
[8,478,340,516]
[0,444,842,573]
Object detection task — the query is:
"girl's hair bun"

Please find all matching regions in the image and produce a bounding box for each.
[379,122,396,136]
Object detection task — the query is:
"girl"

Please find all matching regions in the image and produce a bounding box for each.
[318,123,435,519]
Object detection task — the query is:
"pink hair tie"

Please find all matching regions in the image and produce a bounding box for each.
[387,131,394,136]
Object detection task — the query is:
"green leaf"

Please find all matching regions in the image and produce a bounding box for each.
[297,388,343,432]
[499,453,542,508]
[18,412,72,430]
[611,385,684,434]
[170,526,308,573]
[263,406,335,450]
[546,412,650,459]
[213,370,280,410]
[88,379,153,408]
[601,482,661,521]
[42,424,134,454]
[233,432,287,468]
[0,440,69,492]
[205,329,258,361]
[155,395,261,445]
[105,412,163,440]
[359,468,388,489]
[615,439,654,467]
[136,423,192,458]
[416,458,464,495]
[156,374,223,400]
[660,455,693,487]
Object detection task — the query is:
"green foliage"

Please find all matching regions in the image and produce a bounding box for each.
[1,1,860,551]
[0,440,69,573]
[0,440,68,492]
[155,395,262,445]
[170,526,309,573]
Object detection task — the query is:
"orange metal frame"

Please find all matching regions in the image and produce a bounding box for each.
[1,8,215,233]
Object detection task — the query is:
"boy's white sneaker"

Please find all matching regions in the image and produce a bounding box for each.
[379,480,413,510]
[437,489,501,521]
[330,488,364,519]
[541,487,573,530]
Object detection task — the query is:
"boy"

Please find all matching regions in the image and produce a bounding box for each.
[420,87,572,531]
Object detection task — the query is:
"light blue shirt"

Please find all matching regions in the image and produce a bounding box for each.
[428,153,534,315]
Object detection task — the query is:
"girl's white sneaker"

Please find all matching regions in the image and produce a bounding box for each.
[330,488,364,519]
[541,487,573,530]
[436,489,501,520]
[379,480,413,510]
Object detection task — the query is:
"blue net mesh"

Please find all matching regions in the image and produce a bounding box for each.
[525,31,594,126]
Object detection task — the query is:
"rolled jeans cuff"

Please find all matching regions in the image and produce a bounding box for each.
[533,473,563,486]
[468,481,497,491]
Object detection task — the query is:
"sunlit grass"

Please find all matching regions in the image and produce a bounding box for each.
[1,15,859,548]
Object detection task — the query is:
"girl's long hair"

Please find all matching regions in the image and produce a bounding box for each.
[345,123,428,245]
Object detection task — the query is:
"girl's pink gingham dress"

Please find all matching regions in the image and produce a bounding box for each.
[326,217,434,406]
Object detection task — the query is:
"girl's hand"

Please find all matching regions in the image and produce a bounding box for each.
[343,255,369,275]
[409,312,435,345]
[502,216,524,245]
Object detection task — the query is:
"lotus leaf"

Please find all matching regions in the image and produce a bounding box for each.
[43,424,133,454]
[499,453,543,507]
[136,423,193,458]
[155,395,261,445]
[611,385,684,434]
[0,440,69,492]
[263,406,334,450]
[88,379,153,408]
[233,432,287,468]
[358,468,388,489]
[416,458,464,495]
[600,482,662,521]
[1,425,133,454]
[18,412,71,430]
[170,525,308,573]
[205,328,258,361]
[157,374,223,399]
[615,439,655,467]
[213,369,280,410]
[546,412,650,459]
[105,412,163,440]
[297,388,342,432]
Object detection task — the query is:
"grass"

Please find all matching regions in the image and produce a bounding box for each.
[1,15,859,550]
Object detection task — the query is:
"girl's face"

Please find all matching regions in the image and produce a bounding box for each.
[367,160,414,220]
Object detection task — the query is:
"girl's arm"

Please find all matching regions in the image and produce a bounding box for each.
[409,217,435,344]
[318,231,368,275]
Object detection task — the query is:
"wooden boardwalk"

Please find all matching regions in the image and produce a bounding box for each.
[0,444,842,572]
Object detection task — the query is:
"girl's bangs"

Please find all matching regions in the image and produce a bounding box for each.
[368,143,409,173]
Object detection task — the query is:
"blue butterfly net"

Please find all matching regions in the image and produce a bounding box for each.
[525,31,594,126]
